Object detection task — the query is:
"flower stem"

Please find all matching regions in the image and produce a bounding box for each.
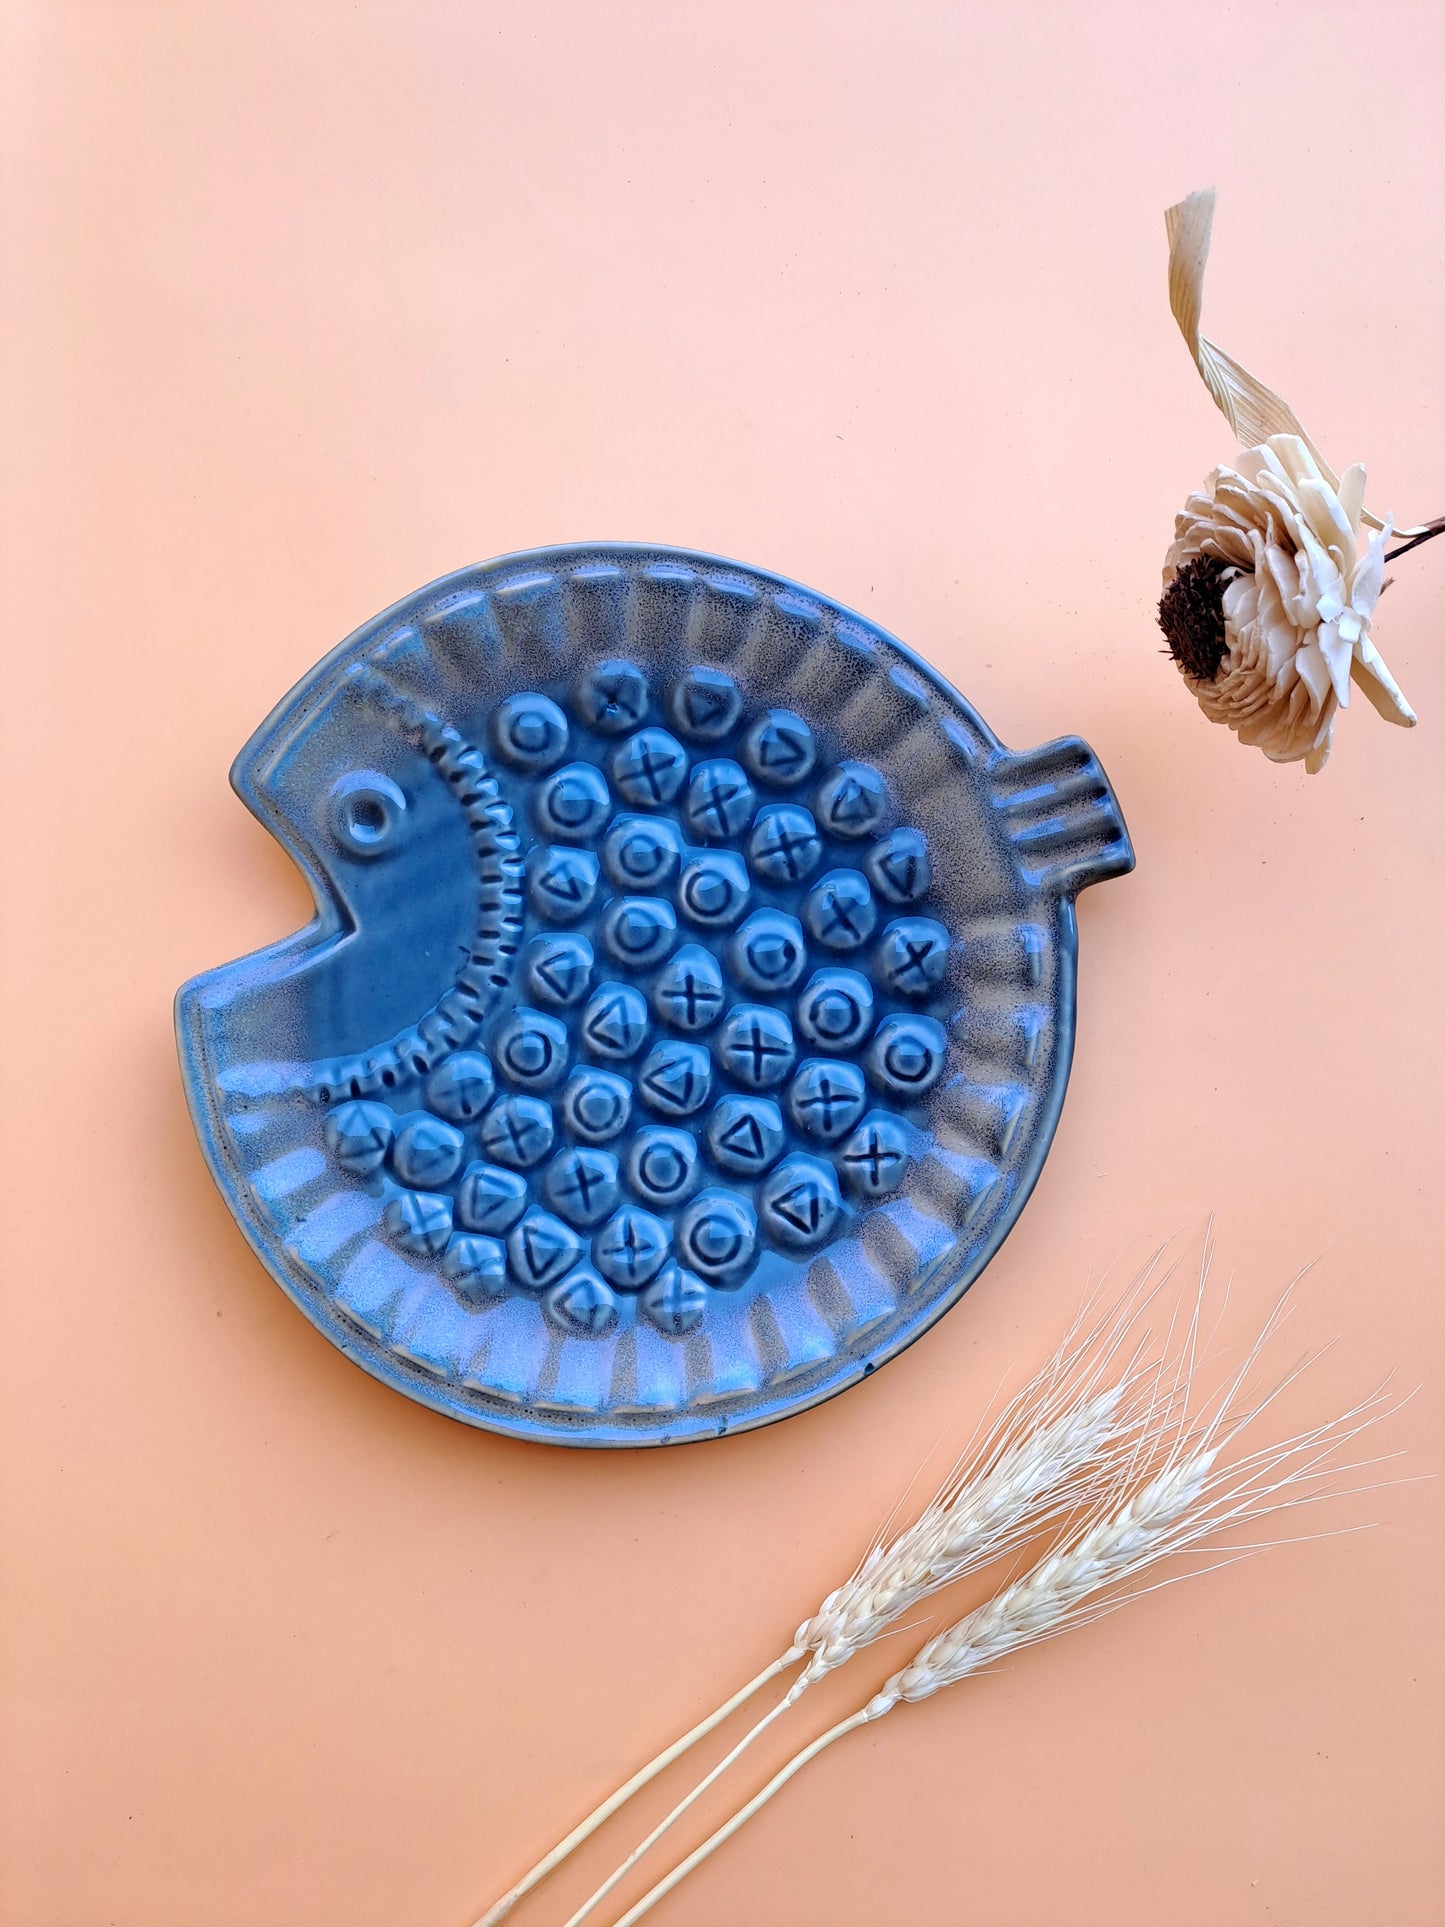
[469,1647,804,1927]
[1384,515,1445,563]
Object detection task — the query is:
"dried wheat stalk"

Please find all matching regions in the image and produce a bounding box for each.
[601,1298,1396,1927]
[557,1381,1137,1927]
[472,1266,1168,1927]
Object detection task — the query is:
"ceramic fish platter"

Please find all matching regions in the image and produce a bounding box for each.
[177,546,1133,1446]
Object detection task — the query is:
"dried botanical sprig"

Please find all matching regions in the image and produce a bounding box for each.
[601,1298,1398,1927]
[557,1371,1141,1927]
[470,1270,1165,1927]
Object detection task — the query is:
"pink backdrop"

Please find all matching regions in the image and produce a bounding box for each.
[2,3,1442,1923]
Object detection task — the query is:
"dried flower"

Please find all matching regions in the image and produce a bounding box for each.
[1162,188,1437,771]
[1161,435,1413,773]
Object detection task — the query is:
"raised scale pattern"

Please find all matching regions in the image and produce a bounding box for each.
[176,547,1133,1446]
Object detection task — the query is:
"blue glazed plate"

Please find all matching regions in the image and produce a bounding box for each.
[176,546,1132,1446]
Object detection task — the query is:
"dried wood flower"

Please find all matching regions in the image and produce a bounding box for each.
[1161,436,1410,772]
[1162,188,1439,771]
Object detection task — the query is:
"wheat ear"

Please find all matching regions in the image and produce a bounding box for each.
[604,1340,1396,1927]
[469,1271,1160,1927]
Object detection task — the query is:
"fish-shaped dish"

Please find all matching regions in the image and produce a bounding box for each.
[177,546,1133,1446]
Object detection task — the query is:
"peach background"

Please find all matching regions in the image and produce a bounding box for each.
[2,3,1443,1923]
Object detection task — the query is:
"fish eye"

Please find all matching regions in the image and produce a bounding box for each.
[330,770,407,857]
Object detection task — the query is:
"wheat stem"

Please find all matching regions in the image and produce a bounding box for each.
[560,1680,808,1927]
[468,1647,802,1927]
[606,1709,875,1927]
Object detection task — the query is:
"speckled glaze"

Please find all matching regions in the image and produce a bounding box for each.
[175,546,1133,1446]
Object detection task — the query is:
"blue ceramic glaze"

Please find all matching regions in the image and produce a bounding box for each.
[175,545,1133,1446]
